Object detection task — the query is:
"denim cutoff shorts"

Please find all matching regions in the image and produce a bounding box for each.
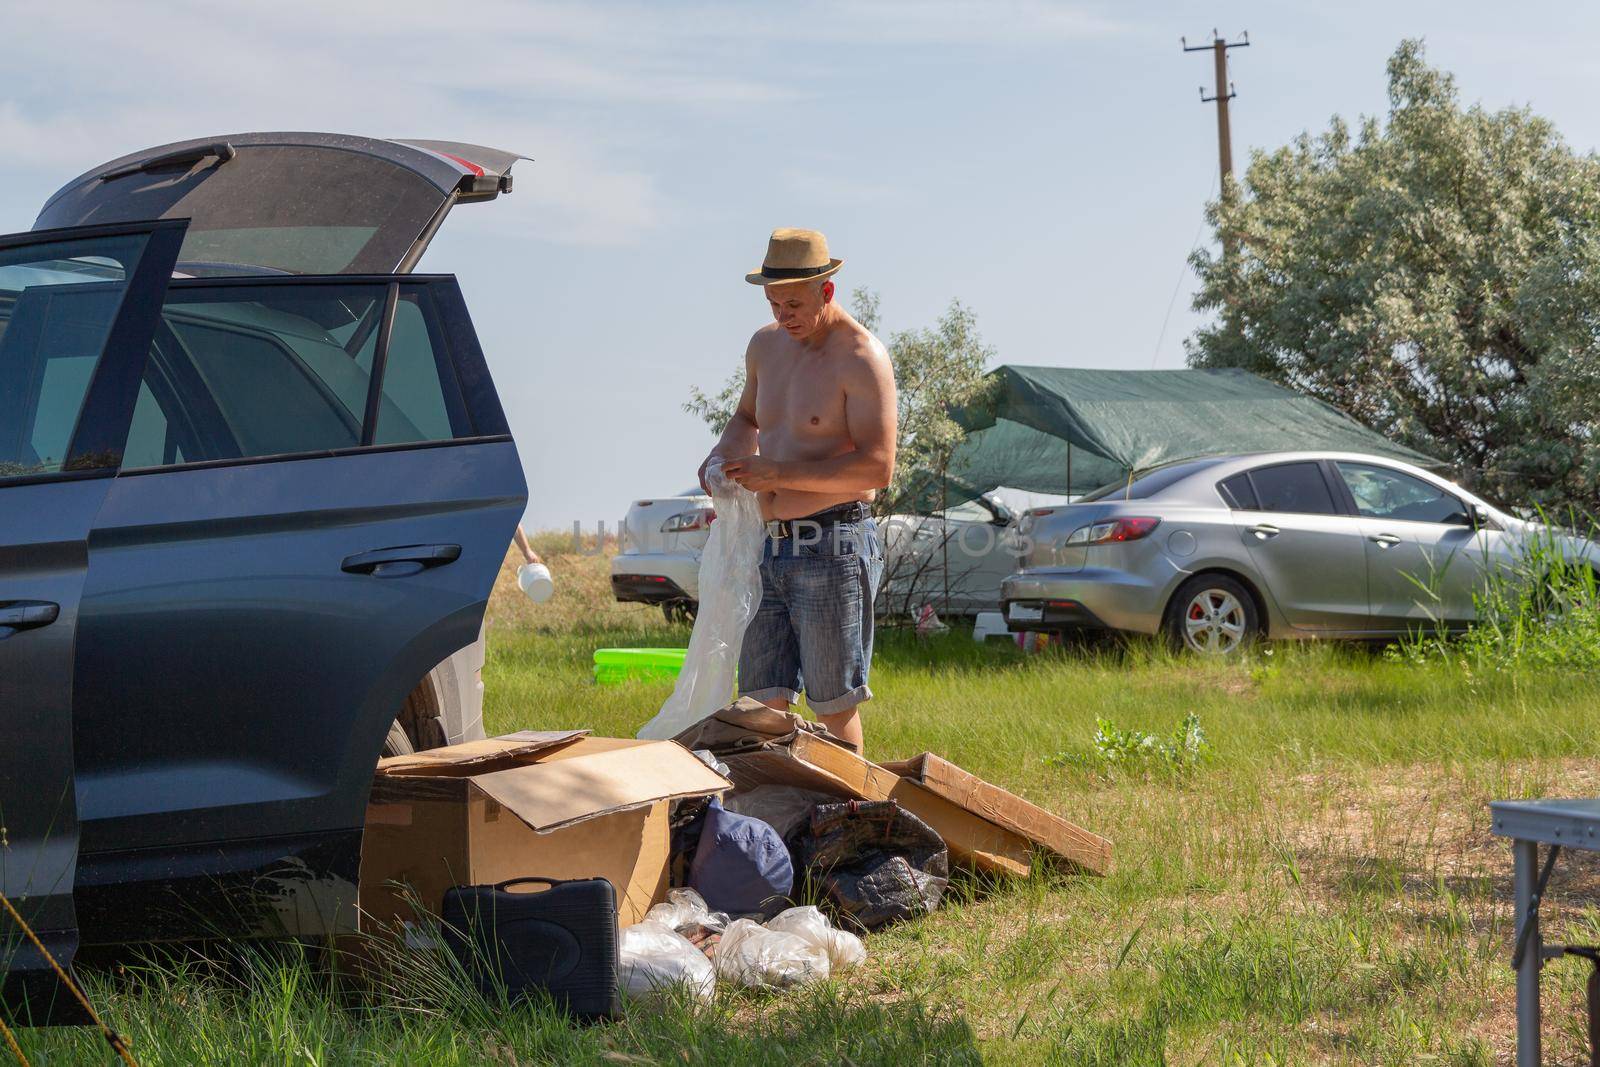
[737,517,884,715]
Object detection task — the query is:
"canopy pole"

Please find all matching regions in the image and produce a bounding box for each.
[1066,440,1073,498]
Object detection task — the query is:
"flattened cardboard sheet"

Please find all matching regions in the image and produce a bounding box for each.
[881,752,1112,875]
[377,730,589,776]
[786,733,1033,876]
[467,737,731,833]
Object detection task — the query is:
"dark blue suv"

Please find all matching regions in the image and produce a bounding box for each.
[1,134,529,1021]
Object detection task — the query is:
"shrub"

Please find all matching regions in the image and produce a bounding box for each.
[1396,515,1600,671]
[1047,712,1212,777]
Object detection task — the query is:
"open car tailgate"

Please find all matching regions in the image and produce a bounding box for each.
[34,132,524,276]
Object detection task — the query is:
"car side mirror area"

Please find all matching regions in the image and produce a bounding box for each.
[1469,504,1494,530]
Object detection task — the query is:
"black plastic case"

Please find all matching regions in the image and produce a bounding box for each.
[439,876,620,1020]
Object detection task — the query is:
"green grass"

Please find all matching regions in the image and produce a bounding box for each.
[15,548,1600,1064]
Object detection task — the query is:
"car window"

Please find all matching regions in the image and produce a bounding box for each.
[371,293,470,446]
[123,283,471,468]
[1246,462,1341,515]
[1078,457,1227,502]
[1217,472,1258,510]
[1335,462,1468,524]
[0,233,149,478]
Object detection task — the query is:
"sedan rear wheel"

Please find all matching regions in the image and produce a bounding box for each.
[1165,574,1259,656]
[661,600,698,625]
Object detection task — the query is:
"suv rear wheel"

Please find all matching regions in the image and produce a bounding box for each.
[382,631,488,756]
[1164,574,1260,656]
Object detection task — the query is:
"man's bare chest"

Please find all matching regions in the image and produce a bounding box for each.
[755,356,848,433]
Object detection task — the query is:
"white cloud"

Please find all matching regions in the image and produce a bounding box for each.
[1,2,740,244]
[795,0,1127,44]
[0,0,1123,242]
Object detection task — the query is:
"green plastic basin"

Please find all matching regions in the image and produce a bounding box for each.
[592,647,688,685]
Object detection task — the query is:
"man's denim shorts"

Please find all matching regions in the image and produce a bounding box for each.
[737,517,884,715]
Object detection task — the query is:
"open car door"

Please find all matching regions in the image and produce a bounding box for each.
[65,274,527,947]
[0,221,184,1024]
[34,133,522,276]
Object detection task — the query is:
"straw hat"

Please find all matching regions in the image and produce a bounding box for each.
[745,228,843,286]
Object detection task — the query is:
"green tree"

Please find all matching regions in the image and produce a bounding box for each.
[684,287,996,515]
[1188,39,1600,513]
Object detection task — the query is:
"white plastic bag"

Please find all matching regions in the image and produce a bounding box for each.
[645,888,729,933]
[764,906,867,972]
[619,920,716,1002]
[637,458,765,740]
[713,917,830,990]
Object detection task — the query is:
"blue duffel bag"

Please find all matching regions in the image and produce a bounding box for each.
[688,798,795,918]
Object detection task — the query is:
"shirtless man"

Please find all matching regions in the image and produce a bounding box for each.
[698,228,897,754]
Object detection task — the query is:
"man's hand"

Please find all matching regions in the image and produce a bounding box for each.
[723,455,783,492]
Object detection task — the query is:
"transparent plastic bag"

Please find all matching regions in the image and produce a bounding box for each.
[619,920,716,1002]
[645,888,729,934]
[637,458,765,740]
[764,906,867,972]
[713,918,830,990]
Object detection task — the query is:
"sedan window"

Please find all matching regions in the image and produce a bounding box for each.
[1246,462,1341,515]
[1335,462,1469,525]
[1217,472,1258,510]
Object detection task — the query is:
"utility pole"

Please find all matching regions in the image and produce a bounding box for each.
[1183,29,1248,186]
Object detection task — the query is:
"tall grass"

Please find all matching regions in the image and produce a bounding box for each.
[1397,515,1600,671]
[17,938,981,1065]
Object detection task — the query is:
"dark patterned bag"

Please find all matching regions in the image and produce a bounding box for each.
[791,799,949,930]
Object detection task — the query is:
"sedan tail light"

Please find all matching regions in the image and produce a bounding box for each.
[1064,516,1160,545]
[661,507,716,533]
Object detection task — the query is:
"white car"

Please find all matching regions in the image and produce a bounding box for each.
[611,490,1026,619]
[611,489,714,621]
[876,496,1022,617]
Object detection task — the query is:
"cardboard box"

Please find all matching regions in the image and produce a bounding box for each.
[881,752,1113,875]
[360,731,729,928]
[673,698,1111,879]
[783,732,1035,877]
[706,725,1034,877]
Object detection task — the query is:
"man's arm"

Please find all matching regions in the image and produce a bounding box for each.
[726,343,896,493]
[699,340,760,492]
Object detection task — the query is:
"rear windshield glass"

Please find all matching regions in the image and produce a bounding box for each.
[1078,457,1227,502]
[36,146,444,274]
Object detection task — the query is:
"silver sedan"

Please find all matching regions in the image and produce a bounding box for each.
[1000,451,1597,655]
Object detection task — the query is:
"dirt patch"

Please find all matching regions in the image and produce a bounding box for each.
[1284,760,1600,910]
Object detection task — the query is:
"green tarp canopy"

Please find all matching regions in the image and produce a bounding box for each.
[929,366,1438,504]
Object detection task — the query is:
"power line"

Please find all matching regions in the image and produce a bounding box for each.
[1151,173,1218,368]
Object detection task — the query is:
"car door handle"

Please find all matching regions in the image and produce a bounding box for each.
[341,544,461,578]
[0,600,59,639]
[1369,533,1402,548]
[1247,524,1280,540]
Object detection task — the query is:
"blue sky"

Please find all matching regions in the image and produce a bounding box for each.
[3,1,1594,528]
